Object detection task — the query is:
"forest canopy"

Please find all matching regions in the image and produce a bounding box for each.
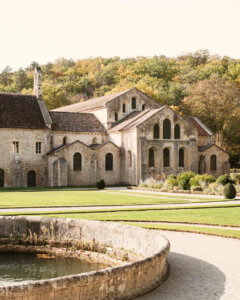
[1,50,240,164]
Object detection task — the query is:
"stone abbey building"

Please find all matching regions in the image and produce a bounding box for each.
[0,68,229,187]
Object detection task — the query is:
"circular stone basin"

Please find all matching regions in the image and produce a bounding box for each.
[0,217,170,300]
[0,252,106,286]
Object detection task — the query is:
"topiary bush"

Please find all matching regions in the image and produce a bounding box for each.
[177,171,196,190]
[223,183,236,199]
[216,174,235,186]
[96,179,105,189]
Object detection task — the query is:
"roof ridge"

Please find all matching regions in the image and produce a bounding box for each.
[0,92,36,97]
[118,109,151,131]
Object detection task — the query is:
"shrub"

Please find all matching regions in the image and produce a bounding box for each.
[190,174,216,187]
[165,174,178,189]
[230,173,240,185]
[216,174,235,186]
[96,179,105,189]
[191,186,202,192]
[177,172,195,190]
[223,183,236,199]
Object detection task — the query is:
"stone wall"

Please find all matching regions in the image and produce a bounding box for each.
[0,217,170,300]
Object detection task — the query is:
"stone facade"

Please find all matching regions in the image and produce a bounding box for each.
[0,68,230,187]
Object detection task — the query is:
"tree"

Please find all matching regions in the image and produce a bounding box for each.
[181,76,240,149]
[0,66,13,86]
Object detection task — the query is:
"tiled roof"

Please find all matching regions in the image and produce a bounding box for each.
[52,88,134,112]
[50,111,106,133]
[0,93,47,129]
[188,117,213,137]
[108,108,163,132]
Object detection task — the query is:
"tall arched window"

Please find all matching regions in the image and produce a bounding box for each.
[63,137,67,145]
[131,97,136,109]
[128,150,132,167]
[174,124,180,139]
[153,124,160,139]
[179,148,184,168]
[114,112,118,121]
[73,152,82,171]
[148,148,155,168]
[27,170,36,187]
[163,119,171,139]
[210,155,217,171]
[0,169,4,187]
[105,153,113,170]
[122,103,126,113]
[142,104,146,110]
[163,148,170,167]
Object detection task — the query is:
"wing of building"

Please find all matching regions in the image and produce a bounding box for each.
[0,68,230,187]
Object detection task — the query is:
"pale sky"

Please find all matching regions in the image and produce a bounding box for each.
[0,0,239,71]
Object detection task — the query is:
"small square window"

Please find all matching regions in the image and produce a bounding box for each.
[13,141,19,153]
[36,142,42,154]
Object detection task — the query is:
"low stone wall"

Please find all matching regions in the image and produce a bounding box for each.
[0,216,170,300]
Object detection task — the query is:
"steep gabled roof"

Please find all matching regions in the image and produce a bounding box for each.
[188,117,213,137]
[52,88,134,113]
[0,93,47,129]
[50,111,106,133]
[108,108,164,132]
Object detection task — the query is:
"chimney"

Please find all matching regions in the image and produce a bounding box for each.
[34,67,53,128]
[34,67,42,99]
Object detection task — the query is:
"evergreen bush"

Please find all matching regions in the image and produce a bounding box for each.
[223,183,236,199]
[96,179,105,189]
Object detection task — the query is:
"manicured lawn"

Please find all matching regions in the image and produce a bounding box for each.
[107,190,227,201]
[0,190,195,208]
[124,222,240,239]
[45,205,240,226]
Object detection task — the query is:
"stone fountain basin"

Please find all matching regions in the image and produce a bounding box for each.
[0,216,170,300]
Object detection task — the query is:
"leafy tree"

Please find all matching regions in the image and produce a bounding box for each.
[181,76,240,149]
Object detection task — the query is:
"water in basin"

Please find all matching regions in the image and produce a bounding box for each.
[0,252,107,286]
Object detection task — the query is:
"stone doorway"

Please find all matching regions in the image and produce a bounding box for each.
[0,169,4,187]
[27,170,36,187]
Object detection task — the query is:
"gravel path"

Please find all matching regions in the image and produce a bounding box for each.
[137,231,240,300]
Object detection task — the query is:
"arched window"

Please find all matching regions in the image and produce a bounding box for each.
[179,148,184,168]
[153,124,160,139]
[148,148,155,168]
[163,119,171,139]
[122,103,126,113]
[128,150,132,167]
[63,137,67,145]
[131,97,136,109]
[174,124,180,139]
[0,169,4,187]
[210,155,217,171]
[73,152,82,171]
[114,112,118,121]
[142,104,146,110]
[27,170,36,187]
[163,148,170,167]
[105,153,113,170]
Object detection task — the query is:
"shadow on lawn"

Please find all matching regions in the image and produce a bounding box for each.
[137,252,226,300]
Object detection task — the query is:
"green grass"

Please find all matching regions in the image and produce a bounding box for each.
[124,222,240,239]
[0,190,197,208]
[43,205,240,226]
[108,189,228,202]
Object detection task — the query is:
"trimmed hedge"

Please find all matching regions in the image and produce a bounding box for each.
[223,183,236,199]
